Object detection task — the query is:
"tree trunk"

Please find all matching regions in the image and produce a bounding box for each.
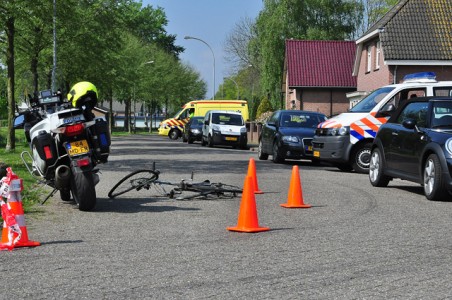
[6,16,16,151]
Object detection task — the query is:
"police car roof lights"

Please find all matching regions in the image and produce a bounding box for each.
[403,72,437,83]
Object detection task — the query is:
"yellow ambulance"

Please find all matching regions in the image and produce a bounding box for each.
[158,100,249,139]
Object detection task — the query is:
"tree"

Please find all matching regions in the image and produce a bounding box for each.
[253,0,363,109]
[355,0,399,37]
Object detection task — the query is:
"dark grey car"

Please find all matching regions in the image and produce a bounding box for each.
[258,110,327,163]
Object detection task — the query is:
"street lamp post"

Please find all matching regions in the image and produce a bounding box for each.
[184,36,215,100]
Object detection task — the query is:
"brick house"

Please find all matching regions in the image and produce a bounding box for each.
[352,0,452,102]
[283,40,357,117]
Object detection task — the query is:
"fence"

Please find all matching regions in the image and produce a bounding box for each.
[246,122,262,145]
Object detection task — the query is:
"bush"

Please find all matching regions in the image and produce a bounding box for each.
[256,96,273,120]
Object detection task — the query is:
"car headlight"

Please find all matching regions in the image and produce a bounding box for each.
[319,126,349,136]
[445,138,452,156]
[240,127,246,133]
[282,136,299,143]
[191,129,200,134]
[212,125,220,131]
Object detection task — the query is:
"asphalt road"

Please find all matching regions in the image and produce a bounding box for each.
[3,134,452,299]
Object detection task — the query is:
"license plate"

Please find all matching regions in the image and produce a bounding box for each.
[313,151,320,157]
[66,140,89,156]
[225,137,237,141]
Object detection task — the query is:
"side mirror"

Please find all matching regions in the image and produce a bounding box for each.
[13,114,25,129]
[204,120,209,126]
[376,104,396,118]
[402,118,417,130]
[266,121,276,127]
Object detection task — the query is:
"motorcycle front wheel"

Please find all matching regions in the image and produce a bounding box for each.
[71,171,96,211]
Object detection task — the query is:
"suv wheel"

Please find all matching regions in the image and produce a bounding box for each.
[369,148,391,187]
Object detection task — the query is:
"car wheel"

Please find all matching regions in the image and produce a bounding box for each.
[351,142,372,173]
[272,141,285,163]
[201,136,207,146]
[208,135,214,147]
[188,138,194,144]
[423,154,448,201]
[182,133,188,143]
[258,140,268,160]
[169,129,181,140]
[369,148,391,187]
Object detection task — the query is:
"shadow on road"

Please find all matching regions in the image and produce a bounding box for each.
[95,197,201,213]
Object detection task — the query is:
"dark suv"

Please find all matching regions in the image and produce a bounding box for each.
[369,97,452,201]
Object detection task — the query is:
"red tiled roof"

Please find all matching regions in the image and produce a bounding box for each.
[286,40,357,88]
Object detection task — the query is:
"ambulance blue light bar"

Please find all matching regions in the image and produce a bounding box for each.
[403,72,437,83]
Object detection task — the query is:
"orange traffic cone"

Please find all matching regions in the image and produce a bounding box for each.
[247,158,263,194]
[227,175,269,233]
[0,172,40,250]
[281,165,311,208]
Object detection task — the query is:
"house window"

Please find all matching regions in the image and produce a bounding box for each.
[375,41,381,70]
[367,45,372,73]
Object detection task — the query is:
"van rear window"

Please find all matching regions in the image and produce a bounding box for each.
[212,113,244,126]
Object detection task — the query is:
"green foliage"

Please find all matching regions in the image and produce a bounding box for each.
[256,96,273,120]
[253,0,363,108]
[0,0,207,149]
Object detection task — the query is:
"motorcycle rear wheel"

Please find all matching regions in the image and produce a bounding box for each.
[60,189,72,201]
[71,171,96,211]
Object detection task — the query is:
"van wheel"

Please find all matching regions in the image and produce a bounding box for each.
[169,129,181,140]
[351,142,372,173]
[208,135,214,147]
[201,136,207,146]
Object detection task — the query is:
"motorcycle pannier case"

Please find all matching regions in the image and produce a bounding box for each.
[33,131,58,169]
[89,118,110,163]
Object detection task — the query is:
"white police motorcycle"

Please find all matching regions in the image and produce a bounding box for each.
[15,88,110,211]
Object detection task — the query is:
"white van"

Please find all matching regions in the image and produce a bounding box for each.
[201,110,247,149]
[312,72,452,173]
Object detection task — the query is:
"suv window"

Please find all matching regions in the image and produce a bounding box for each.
[396,102,429,127]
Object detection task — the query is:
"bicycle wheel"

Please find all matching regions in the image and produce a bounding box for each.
[108,170,159,199]
[212,183,243,197]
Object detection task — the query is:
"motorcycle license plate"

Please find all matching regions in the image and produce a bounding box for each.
[313,151,320,157]
[66,140,89,156]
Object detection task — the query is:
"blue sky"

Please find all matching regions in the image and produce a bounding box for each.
[143,0,263,99]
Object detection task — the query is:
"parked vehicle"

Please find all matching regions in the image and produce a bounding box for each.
[158,100,249,140]
[369,96,452,201]
[15,83,110,211]
[258,110,327,163]
[182,116,204,144]
[312,72,452,173]
[201,110,247,149]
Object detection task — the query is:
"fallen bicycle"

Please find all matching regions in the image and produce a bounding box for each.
[108,165,243,200]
